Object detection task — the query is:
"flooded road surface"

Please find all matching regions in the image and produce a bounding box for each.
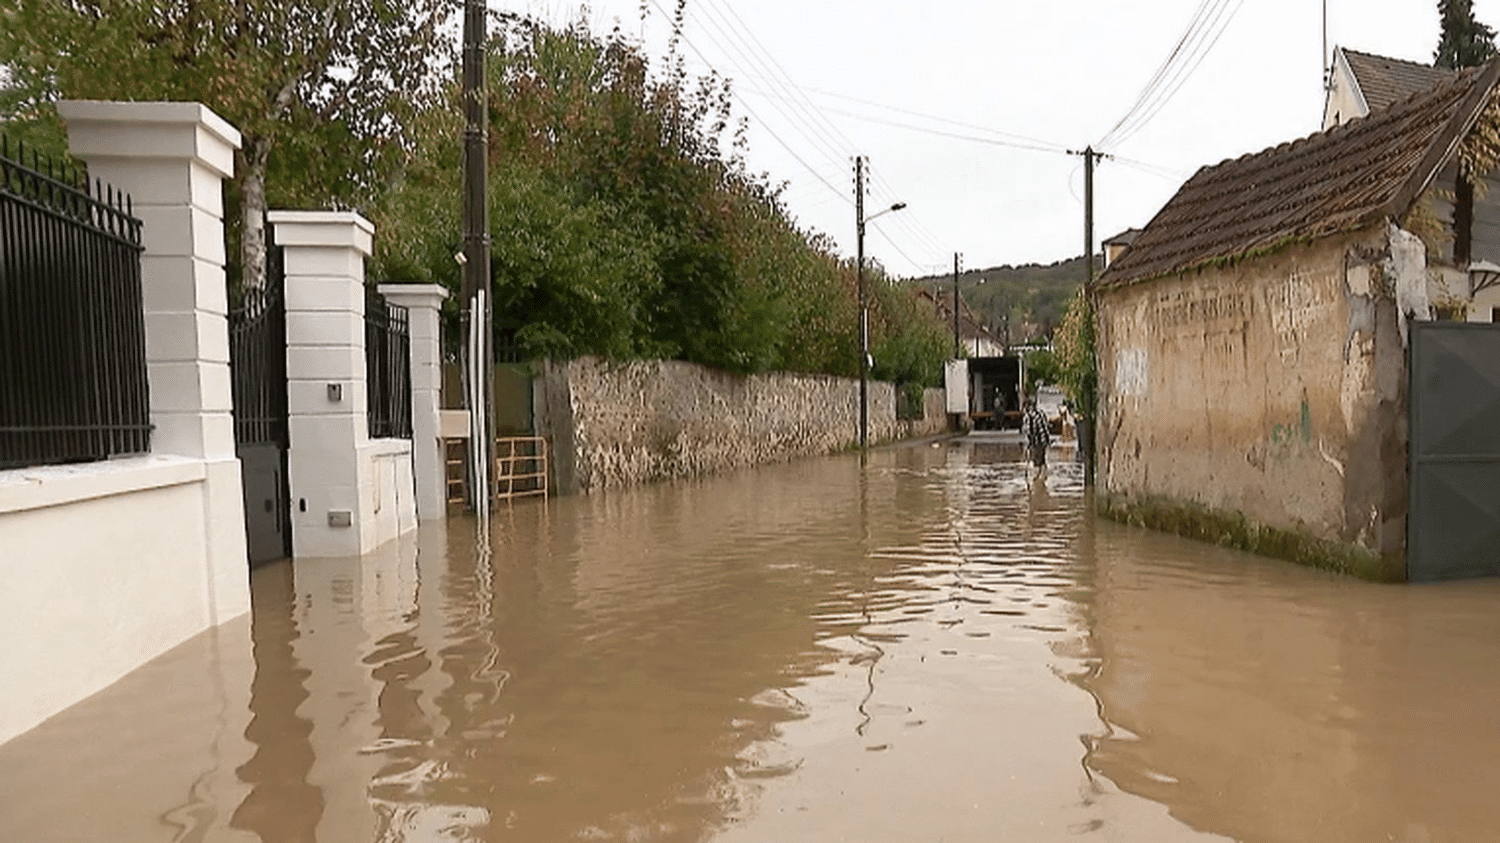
[4,438,1500,842]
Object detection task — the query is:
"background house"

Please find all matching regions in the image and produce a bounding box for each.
[1095,60,1500,581]
[916,286,1005,357]
[1323,45,1500,322]
[1103,228,1142,269]
[1323,46,1456,130]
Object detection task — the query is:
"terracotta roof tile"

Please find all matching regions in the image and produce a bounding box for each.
[1098,62,1500,290]
[1344,48,1455,112]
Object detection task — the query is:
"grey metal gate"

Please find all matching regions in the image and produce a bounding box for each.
[229,245,291,565]
[1408,321,1500,581]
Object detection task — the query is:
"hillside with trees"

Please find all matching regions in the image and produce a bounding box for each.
[907,254,1096,346]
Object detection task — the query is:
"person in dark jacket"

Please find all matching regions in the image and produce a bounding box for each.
[1020,396,1051,475]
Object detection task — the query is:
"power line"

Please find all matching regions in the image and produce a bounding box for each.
[642,0,853,207]
[1096,0,1244,151]
[1108,0,1244,150]
[790,83,1070,153]
[1096,0,1220,148]
[694,0,944,271]
[689,1,853,170]
[679,0,940,271]
[1110,154,1186,182]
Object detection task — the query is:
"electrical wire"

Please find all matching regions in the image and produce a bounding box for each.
[1096,0,1220,148]
[1096,0,1244,151]
[642,0,854,207]
[689,0,948,271]
[1108,0,1245,150]
[791,83,1071,153]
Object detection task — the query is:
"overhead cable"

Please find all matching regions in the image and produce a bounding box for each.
[1096,0,1244,150]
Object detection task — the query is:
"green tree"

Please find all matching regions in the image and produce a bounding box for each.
[488,161,664,361]
[476,15,867,374]
[368,10,945,383]
[0,0,453,290]
[1052,287,1096,421]
[1436,0,1497,69]
[1023,347,1061,396]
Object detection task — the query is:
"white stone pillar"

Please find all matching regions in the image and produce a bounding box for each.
[377,284,449,522]
[56,100,250,622]
[272,211,376,558]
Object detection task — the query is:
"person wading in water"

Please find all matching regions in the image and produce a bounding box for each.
[1020,395,1051,479]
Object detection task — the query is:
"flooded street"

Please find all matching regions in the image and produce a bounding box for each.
[4,437,1500,842]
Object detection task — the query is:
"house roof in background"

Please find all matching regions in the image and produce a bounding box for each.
[1103,228,1142,247]
[1098,60,1500,290]
[915,286,998,344]
[1343,48,1456,113]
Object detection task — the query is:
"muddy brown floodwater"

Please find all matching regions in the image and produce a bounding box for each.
[4,437,1500,842]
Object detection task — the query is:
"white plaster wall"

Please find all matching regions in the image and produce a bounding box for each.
[1470,285,1500,321]
[0,458,225,744]
[357,439,417,553]
[1322,50,1369,130]
[0,101,253,749]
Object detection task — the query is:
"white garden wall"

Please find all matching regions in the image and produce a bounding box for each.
[272,212,419,557]
[0,102,251,745]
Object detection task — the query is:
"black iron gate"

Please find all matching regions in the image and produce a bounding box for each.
[1,138,151,469]
[230,246,291,565]
[1408,321,1500,581]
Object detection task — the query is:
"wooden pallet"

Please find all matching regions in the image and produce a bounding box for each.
[493,436,548,501]
[443,436,550,507]
[444,438,469,507]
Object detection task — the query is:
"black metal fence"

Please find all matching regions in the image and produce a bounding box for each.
[230,245,289,447]
[366,288,412,439]
[0,138,150,470]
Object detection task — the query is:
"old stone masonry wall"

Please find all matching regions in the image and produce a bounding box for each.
[535,357,947,492]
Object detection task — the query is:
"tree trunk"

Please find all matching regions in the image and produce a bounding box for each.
[240,134,271,290]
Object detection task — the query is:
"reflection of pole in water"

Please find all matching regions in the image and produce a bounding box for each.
[231,563,323,840]
[853,455,885,738]
[1059,505,1107,798]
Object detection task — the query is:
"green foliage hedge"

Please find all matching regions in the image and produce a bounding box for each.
[372,17,947,384]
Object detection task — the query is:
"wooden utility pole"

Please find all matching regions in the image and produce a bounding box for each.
[1084,145,1097,285]
[855,155,868,452]
[461,0,492,518]
[952,253,961,358]
[1080,146,1102,486]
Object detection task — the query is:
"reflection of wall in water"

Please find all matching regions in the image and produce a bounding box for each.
[0,615,256,842]
[1080,536,1500,843]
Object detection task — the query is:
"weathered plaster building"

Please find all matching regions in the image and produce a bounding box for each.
[1095,60,1500,580]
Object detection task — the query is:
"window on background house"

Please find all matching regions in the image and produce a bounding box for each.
[1492,307,1500,323]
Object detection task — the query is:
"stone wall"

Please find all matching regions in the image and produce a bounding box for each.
[534,357,948,492]
[1095,226,1412,565]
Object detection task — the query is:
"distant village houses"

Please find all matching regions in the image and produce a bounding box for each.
[916,285,1005,357]
[1102,228,1142,269]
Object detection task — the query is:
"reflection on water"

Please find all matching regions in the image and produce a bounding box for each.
[1079,530,1500,843]
[1,438,1499,842]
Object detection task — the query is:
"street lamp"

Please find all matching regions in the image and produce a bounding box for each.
[1468,259,1500,296]
[857,196,906,451]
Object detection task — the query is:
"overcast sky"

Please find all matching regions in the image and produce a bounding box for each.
[509,0,1499,276]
